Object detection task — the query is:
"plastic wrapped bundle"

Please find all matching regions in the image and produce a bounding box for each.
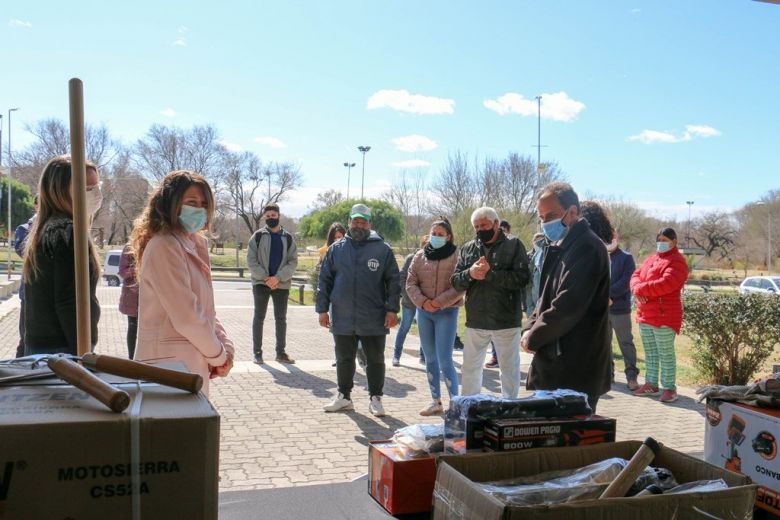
[665,479,729,495]
[444,389,591,453]
[392,424,445,456]
[478,458,678,506]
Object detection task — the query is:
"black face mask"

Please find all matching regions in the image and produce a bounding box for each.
[266,218,280,228]
[477,228,495,243]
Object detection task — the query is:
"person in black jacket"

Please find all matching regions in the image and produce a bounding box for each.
[451,207,529,398]
[23,156,103,355]
[521,183,611,412]
[316,204,400,417]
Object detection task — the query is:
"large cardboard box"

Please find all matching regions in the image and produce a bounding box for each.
[368,441,437,515]
[483,415,616,452]
[432,440,756,520]
[0,381,219,519]
[705,399,780,516]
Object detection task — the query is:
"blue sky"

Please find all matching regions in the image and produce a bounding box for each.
[2,0,779,218]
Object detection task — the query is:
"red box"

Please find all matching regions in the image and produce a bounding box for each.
[483,415,616,452]
[368,441,437,515]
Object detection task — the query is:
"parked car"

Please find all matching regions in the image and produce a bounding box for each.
[738,276,780,295]
[103,249,123,286]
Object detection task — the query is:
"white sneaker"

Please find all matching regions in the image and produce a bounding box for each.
[323,393,354,412]
[419,400,443,417]
[369,396,386,417]
[392,357,400,367]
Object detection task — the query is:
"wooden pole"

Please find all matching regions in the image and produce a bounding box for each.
[69,78,91,356]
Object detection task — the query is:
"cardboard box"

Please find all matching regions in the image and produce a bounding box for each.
[368,441,437,515]
[432,440,756,520]
[483,415,616,452]
[705,399,780,516]
[0,381,219,519]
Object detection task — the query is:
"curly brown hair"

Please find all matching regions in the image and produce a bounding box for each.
[580,200,615,244]
[130,170,215,269]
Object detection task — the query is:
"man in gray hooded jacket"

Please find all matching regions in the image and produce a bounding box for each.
[248,203,298,364]
[316,203,400,417]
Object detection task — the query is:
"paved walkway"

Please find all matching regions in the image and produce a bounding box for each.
[0,284,708,492]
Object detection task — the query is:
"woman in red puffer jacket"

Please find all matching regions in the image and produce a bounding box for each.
[630,228,688,404]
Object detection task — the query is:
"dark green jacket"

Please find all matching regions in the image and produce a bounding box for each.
[450,231,529,330]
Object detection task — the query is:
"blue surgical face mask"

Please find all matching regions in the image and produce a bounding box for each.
[541,218,567,242]
[656,241,671,253]
[179,205,207,234]
[429,235,447,249]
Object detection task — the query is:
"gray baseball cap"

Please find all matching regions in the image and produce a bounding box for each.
[350,203,372,221]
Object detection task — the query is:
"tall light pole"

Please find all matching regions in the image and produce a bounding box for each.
[266,170,272,201]
[357,146,371,200]
[0,114,4,223]
[7,108,19,279]
[686,200,694,248]
[343,162,355,199]
[535,95,542,170]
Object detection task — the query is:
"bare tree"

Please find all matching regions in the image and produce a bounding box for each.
[383,168,430,251]
[690,211,738,260]
[11,118,123,189]
[309,189,345,211]
[222,150,303,234]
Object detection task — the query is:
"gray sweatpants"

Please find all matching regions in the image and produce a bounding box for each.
[610,312,639,380]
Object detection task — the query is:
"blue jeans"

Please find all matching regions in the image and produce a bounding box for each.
[417,307,459,400]
[393,305,416,359]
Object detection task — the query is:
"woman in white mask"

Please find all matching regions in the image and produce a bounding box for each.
[22,155,103,355]
[130,171,234,394]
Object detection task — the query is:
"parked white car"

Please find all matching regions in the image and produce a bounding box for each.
[738,276,780,295]
[103,249,123,286]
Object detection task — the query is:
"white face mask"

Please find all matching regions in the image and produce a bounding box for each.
[86,187,103,216]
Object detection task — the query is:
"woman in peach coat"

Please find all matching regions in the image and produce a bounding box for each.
[130,171,234,394]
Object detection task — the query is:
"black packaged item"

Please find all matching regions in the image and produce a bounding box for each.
[627,466,679,496]
[444,390,592,453]
[392,424,445,456]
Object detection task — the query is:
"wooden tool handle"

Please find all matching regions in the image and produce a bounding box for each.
[600,437,661,499]
[81,353,203,394]
[48,357,130,413]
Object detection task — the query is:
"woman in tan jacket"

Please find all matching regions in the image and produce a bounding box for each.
[131,171,234,395]
[406,217,464,415]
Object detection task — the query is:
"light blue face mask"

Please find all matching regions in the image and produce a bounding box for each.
[429,235,447,249]
[541,218,567,242]
[179,205,207,234]
[656,241,671,253]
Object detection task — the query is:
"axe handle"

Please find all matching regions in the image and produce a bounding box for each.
[81,353,203,394]
[600,437,661,499]
[48,357,130,413]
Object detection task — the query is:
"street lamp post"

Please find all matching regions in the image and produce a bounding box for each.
[357,146,371,200]
[686,201,694,248]
[7,108,20,280]
[0,114,4,222]
[343,162,355,199]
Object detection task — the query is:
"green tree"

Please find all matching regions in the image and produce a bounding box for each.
[683,293,780,385]
[0,178,35,239]
[299,199,404,243]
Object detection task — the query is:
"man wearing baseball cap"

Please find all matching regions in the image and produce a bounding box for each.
[316,203,400,417]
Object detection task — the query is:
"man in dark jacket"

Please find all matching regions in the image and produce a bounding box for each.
[316,204,400,417]
[608,235,639,390]
[451,207,529,398]
[247,203,298,365]
[521,182,611,412]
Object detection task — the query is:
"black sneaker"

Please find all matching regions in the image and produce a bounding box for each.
[453,336,464,350]
[253,356,264,365]
[484,356,499,368]
[276,353,296,364]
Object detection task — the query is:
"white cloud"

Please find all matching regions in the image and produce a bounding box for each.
[628,124,721,144]
[367,89,455,115]
[160,108,177,117]
[635,200,727,220]
[483,91,585,122]
[8,19,32,28]
[630,8,641,15]
[254,136,286,149]
[219,140,242,152]
[173,37,187,47]
[392,134,438,153]
[392,159,431,168]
